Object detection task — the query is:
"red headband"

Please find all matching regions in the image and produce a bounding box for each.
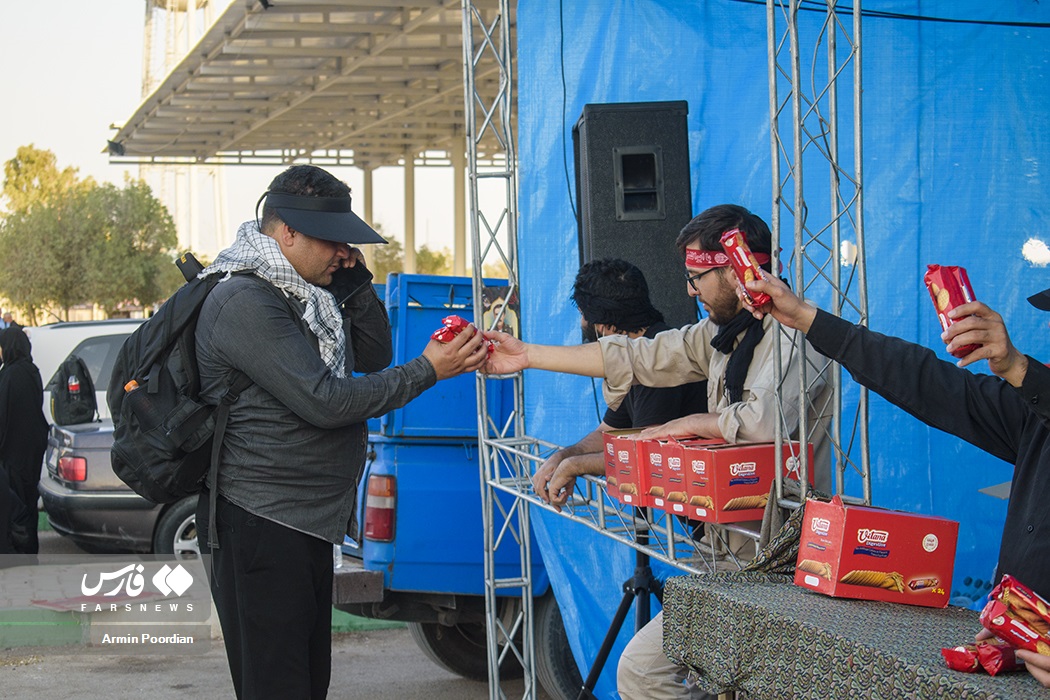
[685,248,772,268]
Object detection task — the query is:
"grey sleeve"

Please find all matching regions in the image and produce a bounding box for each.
[208,282,436,429]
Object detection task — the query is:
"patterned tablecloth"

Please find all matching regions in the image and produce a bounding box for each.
[663,572,1047,699]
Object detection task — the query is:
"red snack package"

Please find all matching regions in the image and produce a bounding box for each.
[994,574,1050,637]
[923,265,979,359]
[975,641,1024,676]
[941,644,981,673]
[719,228,771,307]
[941,641,1025,676]
[979,598,1050,655]
[431,315,471,343]
[430,315,494,355]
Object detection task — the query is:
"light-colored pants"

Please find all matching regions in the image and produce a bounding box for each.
[616,612,716,700]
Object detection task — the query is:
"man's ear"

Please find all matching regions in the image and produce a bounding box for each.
[275,223,296,247]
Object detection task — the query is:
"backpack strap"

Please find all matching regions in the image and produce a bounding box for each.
[205,369,254,551]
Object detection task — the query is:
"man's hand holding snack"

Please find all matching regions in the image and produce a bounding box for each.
[744,276,818,332]
[422,322,487,380]
[975,627,1050,687]
[481,329,530,374]
[944,302,1029,386]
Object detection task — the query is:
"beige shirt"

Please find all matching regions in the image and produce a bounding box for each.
[598,315,832,492]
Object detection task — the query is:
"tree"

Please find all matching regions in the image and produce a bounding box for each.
[0,147,181,319]
[80,180,182,315]
[416,245,452,276]
[369,230,404,285]
[2,144,90,213]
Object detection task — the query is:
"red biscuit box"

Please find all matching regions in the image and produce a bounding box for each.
[668,440,812,523]
[639,438,678,509]
[794,496,958,608]
[602,429,648,506]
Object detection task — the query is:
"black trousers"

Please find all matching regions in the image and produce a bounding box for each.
[197,493,334,700]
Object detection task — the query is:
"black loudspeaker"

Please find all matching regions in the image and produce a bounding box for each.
[573,101,697,328]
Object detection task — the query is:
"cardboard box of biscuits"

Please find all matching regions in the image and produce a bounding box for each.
[659,439,813,523]
[602,429,647,506]
[794,495,959,608]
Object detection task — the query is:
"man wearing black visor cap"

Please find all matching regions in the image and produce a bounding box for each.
[742,273,1050,688]
[194,164,488,699]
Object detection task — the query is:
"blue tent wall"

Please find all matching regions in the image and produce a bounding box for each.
[516,2,1050,696]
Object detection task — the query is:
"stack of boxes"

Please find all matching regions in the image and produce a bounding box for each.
[602,432,812,522]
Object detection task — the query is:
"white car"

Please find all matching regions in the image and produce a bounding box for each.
[25,319,144,421]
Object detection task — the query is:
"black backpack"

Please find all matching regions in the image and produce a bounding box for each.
[107,253,250,549]
[49,355,98,425]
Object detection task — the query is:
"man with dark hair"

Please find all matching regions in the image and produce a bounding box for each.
[484,203,831,699]
[532,258,707,511]
[195,164,488,699]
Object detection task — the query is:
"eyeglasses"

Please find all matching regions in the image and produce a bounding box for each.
[684,267,720,293]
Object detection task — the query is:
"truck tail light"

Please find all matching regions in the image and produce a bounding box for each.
[58,456,87,482]
[364,475,396,542]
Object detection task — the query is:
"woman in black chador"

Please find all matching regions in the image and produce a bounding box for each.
[0,327,49,554]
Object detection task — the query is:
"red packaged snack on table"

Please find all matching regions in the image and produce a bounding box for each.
[430,315,494,355]
[719,228,771,307]
[941,641,1024,676]
[923,265,979,359]
[975,641,1024,676]
[941,644,981,673]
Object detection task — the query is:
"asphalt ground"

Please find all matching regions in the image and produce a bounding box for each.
[0,519,548,700]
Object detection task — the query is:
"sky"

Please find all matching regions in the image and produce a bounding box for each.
[0,0,463,259]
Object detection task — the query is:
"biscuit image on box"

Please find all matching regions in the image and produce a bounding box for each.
[689,495,713,508]
[723,494,768,511]
[797,559,832,581]
[666,491,688,503]
[618,483,638,495]
[606,476,618,487]
[649,486,665,498]
[840,569,905,593]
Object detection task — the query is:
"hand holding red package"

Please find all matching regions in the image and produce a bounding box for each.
[979,574,1050,656]
[720,228,771,307]
[431,315,494,355]
[923,265,979,359]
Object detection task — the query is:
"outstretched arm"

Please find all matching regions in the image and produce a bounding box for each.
[481,330,605,377]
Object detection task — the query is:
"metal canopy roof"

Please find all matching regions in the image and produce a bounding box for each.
[109,0,514,169]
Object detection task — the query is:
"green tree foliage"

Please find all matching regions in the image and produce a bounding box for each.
[0,147,181,319]
[369,230,404,285]
[80,180,183,315]
[416,244,452,276]
[2,145,90,213]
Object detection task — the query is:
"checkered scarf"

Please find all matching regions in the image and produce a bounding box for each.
[203,220,346,378]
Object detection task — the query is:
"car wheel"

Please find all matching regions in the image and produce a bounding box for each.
[534,592,584,700]
[152,497,199,559]
[408,601,525,681]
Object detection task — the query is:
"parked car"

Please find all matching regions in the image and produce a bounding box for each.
[32,319,198,557]
[40,420,199,557]
[25,319,145,421]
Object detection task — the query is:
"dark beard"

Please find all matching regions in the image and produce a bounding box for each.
[581,320,599,343]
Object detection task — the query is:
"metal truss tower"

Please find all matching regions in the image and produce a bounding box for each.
[767,0,870,508]
[461,1,540,698]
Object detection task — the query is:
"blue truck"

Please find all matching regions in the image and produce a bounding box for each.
[333,274,581,698]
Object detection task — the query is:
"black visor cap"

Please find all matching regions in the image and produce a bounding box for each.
[264,191,387,245]
[1028,287,1050,311]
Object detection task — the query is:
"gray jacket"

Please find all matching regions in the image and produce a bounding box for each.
[195,273,436,543]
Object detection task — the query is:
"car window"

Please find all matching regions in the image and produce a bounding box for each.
[52,335,130,389]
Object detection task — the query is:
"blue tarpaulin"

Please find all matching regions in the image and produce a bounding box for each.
[515,1,1050,697]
